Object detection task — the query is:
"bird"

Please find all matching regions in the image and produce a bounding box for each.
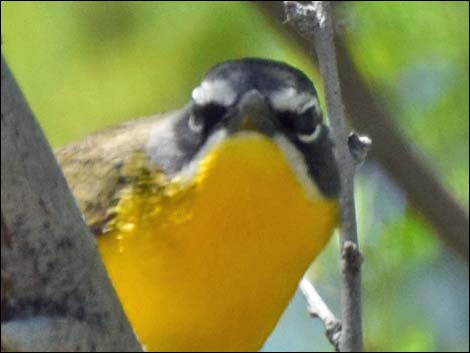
[57,58,340,352]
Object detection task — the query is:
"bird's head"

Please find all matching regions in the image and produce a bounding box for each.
[148,58,340,199]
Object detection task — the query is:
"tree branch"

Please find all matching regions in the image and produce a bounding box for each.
[284,1,363,351]
[334,39,469,261]
[299,277,341,351]
[1,53,142,351]
[255,0,469,262]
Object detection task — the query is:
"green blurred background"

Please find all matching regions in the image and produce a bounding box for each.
[2,2,468,351]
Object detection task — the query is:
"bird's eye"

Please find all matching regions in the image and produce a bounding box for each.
[188,113,203,133]
[277,108,322,143]
[277,111,297,131]
[190,103,228,133]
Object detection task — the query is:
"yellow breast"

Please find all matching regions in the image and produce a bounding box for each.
[98,133,338,351]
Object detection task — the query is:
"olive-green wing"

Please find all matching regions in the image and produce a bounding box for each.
[56,112,171,235]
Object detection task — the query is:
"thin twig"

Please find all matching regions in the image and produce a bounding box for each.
[299,277,341,351]
[284,1,363,351]
[255,0,469,261]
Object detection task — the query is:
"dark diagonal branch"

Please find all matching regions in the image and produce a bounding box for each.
[1,53,142,351]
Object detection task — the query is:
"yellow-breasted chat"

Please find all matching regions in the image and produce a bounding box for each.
[58,58,340,352]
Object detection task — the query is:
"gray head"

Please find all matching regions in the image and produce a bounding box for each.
[148,58,340,198]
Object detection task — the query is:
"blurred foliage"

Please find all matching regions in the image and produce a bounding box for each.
[1,1,318,147]
[2,1,468,352]
[341,1,469,205]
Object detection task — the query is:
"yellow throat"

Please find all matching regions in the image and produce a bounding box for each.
[98,132,338,351]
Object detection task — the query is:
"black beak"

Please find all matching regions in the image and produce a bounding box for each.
[231,90,276,135]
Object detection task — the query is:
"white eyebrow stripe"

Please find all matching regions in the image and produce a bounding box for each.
[191,79,237,106]
[270,88,319,114]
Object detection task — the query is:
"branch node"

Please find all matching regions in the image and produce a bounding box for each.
[284,1,326,37]
[325,320,342,352]
[341,240,363,273]
[348,132,372,166]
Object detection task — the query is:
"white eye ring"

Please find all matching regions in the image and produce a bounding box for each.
[297,124,322,143]
[188,114,203,133]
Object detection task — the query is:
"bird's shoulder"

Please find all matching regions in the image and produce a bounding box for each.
[56,109,185,235]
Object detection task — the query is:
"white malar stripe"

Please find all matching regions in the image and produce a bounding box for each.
[273,133,323,200]
[176,128,228,183]
[192,79,237,106]
[270,88,319,114]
